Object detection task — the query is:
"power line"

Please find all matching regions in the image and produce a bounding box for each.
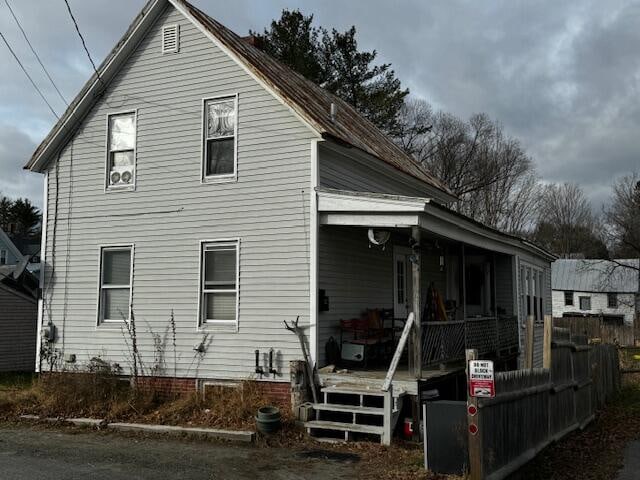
[62,0,106,89]
[4,0,69,107]
[0,29,59,119]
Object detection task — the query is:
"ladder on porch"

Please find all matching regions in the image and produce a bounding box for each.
[305,384,404,445]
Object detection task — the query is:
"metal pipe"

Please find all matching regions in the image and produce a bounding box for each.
[254,349,264,376]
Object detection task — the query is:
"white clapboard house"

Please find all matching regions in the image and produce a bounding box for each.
[25,0,554,444]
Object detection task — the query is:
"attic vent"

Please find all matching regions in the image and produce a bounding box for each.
[162,25,179,53]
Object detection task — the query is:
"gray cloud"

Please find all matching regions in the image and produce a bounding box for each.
[1,0,638,212]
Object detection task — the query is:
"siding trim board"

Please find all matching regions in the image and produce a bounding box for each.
[36,171,48,372]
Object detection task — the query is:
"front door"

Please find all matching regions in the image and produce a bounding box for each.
[393,247,413,319]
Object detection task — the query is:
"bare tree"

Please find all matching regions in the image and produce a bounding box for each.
[604,172,640,262]
[394,99,540,233]
[533,183,607,258]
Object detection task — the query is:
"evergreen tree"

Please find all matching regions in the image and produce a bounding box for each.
[252,10,408,135]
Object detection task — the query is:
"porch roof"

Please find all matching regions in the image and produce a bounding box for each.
[317,188,556,263]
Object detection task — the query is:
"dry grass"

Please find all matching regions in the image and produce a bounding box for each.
[0,371,292,432]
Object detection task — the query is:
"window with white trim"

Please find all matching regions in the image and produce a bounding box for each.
[203,96,237,179]
[200,241,238,326]
[107,112,136,189]
[98,246,132,323]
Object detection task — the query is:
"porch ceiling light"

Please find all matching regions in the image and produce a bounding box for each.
[368,228,391,248]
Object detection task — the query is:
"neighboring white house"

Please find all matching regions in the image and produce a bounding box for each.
[23,0,555,443]
[552,259,639,326]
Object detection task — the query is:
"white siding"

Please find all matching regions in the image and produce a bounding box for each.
[0,285,37,372]
[317,226,393,366]
[551,290,636,326]
[318,144,450,202]
[41,5,316,380]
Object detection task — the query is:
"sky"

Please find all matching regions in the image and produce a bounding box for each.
[1,0,638,210]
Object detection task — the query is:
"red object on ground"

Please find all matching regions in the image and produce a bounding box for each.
[403,418,413,439]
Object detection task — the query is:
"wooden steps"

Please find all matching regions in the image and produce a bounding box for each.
[305,383,403,445]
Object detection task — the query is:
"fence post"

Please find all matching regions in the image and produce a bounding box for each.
[466,348,483,480]
[543,315,552,369]
[525,315,535,369]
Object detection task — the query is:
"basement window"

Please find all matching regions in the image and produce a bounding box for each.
[199,240,239,328]
[202,95,237,182]
[98,246,133,323]
[162,25,180,53]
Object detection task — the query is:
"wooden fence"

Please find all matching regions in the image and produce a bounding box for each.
[554,316,636,346]
[469,327,620,480]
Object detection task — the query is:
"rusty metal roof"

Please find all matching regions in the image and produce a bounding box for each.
[25,0,453,197]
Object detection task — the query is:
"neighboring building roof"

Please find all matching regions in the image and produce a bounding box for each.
[0,263,38,299]
[24,0,455,200]
[0,228,25,262]
[552,259,640,293]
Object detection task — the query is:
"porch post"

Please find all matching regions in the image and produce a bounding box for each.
[410,226,422,379]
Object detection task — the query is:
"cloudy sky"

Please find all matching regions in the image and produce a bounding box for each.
[1,0,638,209]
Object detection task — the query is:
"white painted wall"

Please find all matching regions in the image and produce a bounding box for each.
[552,290,637,326]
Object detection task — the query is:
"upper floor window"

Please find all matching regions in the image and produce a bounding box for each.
[107,112,136,190]
[98,246,133,323]
[203,96,237,181]
[564,291,574,306]
[579,296,591,311]
[607,292,618,308]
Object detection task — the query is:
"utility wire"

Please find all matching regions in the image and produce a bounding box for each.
[62,0,106,89]
[4,0,69,107]
[0,29,59,119]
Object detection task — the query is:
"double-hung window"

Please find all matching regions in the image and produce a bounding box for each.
[200,240,238,327]
[0,249,6,265]
[607,293,618,308]
[203,96,237,181]
[106,112,136,190]
[98,246,133,323]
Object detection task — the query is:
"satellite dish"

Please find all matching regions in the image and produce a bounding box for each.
[368,229,391,248]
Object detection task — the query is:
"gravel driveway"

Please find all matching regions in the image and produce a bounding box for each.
[0,424,358,480]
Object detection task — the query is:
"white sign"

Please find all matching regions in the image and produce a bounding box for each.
[468,359,495,398]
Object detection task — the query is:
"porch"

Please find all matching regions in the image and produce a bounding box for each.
[315,189,524,385]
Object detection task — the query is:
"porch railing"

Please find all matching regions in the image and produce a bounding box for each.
[422,316,519,367]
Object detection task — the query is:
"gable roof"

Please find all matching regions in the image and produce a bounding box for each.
[24,0,454,199]
[552,259,640,293]
[0,228,25,262]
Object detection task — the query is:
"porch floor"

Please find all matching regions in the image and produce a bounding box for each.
[318,363,464,396]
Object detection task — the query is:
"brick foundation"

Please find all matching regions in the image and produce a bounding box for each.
[134,376,197,397]
[254,381,291,405]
